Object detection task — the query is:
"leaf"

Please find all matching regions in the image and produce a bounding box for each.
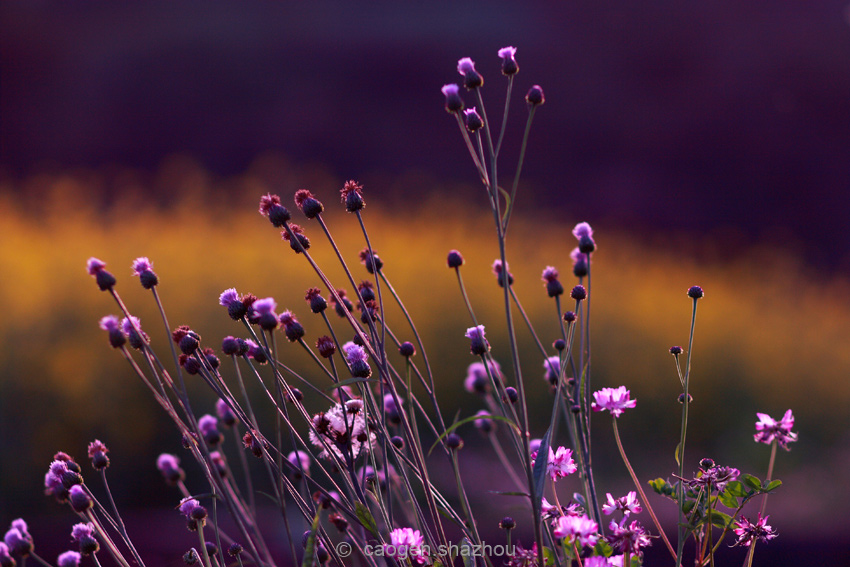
[256,490,281,506]
[764,479,782,492]
[593,540,614,558]
[674,441,683,467]
[718,489,739,510]
[428,414,521,455]
[326,377,379,391]
[355,501,379,537]
[541,546,556,566]
[709,509,733,528]
[725,480,748,498]
[459,538,475,567]
[742,474,762,491]
[532,428,552,514]
[301,511,321,567]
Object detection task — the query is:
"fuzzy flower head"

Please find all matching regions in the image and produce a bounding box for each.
[733,514,777,547]
[0,543,13,567]
[602,492,642,517]
[384,528,427,563]
[570,247,589,277]
[70,523,94,542]
[340,180,365,212]
[546,446,577,481]
[457,57,483,89]
[754,410,798,450]
[86,257,106,276]
[498,46,518,75]
[287,450,311,476]
[86,257,116,290]
[98,315,120,332]
[685,464,740,493]
[552,514,599,548]
[342,341,371,378]
[309,401,376,460]
[57,551,81,567]
[464,360,501,394]
[607,519,652,555]
[463,107,483,132]
[259,193,291,226]
[592,386,637,418]
[156,453,185,485]
[441,84,463,113]
[492,259,514,287]
[543,356,560,386]
[465,325,490,356]
[131,257,158,288]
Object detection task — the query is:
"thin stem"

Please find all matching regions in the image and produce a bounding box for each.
[677,298,700,567]
[759,441,778,517]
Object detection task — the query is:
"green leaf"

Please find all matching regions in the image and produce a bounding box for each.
[355,501,379,537]
[459,538,475,567]
[256,490,281,506]
[428,414,521,455]
[532,428,552,515]
[725,480,748,498]
[541,546,556,566]
[593,540,614,558]
[718,489,739,510]
[764,479,782,492]
[742,474,762,491]
[674,441,683,467]
[709,509,733,528]
[326,377,379,391]
[301,511,321,567]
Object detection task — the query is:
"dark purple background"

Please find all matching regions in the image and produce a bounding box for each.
[3,1,850,269]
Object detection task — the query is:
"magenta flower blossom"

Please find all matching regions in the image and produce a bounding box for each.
[491,259,514,287]
[70,523,95,542]
[464,360,501,394]
[156,453,185,485]
[98,315,120,331]
[342,341,371,378]
[57,551,82,567]
[592,386,637,417]
[583,558,611,567]
[0,543,13,566]
[754,409,798,450]
[498,46,518,75]
[86,257,106,276]
[179,498,203,519]
[219,288,240,307]
[603,491,642,517]
[552,514,599,547]
[131,257,152,274]
[463,107,483,132]
[287,450,311,474]
[384,528,427,564]
[572,222,593,239]
[252,297,276,315]
[544,356,560,385]
[607,519,652,555]
[546,446,577,481]
[457,57,476,76]
[733,514,777,547]
[465,325,490,355]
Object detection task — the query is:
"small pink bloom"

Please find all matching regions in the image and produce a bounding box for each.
[552,514,599,547]
[547,446,577,481]
[754,409,798,450]
[591,386,637,417]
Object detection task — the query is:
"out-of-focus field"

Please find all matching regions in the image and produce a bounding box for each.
[1,162,849,554]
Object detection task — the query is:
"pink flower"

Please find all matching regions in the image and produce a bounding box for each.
[591,386,637,417]
[384,527,427,564]
[733,514,777,547]
[547,446,577,481]
[602,491,642,517]
[754,410,798,450]
[607,519,651,555]
[552,514,599,547]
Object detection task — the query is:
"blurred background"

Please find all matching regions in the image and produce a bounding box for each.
[2,0,849,563]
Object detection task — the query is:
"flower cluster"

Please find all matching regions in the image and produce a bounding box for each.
[309,400,376,460]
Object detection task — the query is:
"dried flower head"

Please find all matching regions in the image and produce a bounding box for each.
[294,189,324,218]
[340,180,365,212]
[259,193,291,226]
[282,224,310,253]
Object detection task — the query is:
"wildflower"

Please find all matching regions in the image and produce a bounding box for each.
[172,325,200,355]
[198,415,222,446]
[330,288,354,318]
[282,224,310,253]
[529,438,542,455]
[399,341,416,358]
[563,310,577,323]
[179,498,208,524]
[755,410,798,450]
[441,84,464,113]
[498,46,518,76]
[219,288,249,320]
[279,310,305,342]
[583,558,611,567]
[340,180,365,212]
[3,521,32,558]
[687,285,704,299]
[552,514,599,547]
[259,193,291,226]
[359,248,383,274]
[503,386,518,403]
[546,446,577,481]
[86,257,116,291]
[591,386,637,417]
[465,325,490,355]
[573,222,596,254]
[121,316,149,349]
[543,356,560,386]
[457,57,483,89]
[68,485,92,513]
[216,399,237,428]
[571,247,588,278]
[343,341,371,378]
[245,339,267,363]
[464,107,483,132]
[70,523,98,555]
[669,345,683,355]
[309,401,375,460]
[316,336,336,358]
[463,361,493,396]
[227,544,243,557]
[541,266,564,297]
[526,85,545,106]
[131,257,158,288]
[0,543,14,567]
[57,551,81,567]
[99,315,126,348]
[473,410,494,434]
[732,514,777,547]
[500,516,516,530]
[384,528,427,564]
[287,450,311,478]
[49,459,82,490]
[294,189,324,218]
[251,297,279,330]
[606,519,651,555]
[571,284,587,301]
[156,453,185,485]
[506,543,540,567]
[602,492,642,517]
[681,463,740,492]
[492,259,514,287]
[243,431,265,458]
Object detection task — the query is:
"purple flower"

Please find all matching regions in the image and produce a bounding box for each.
[465,325,490,356]
[68,485,92,513]
[607,519,651,555]
[252,297,279,330]
[463,107,483,132]
[342,341,371,378]
[198,414,222,446]
[526,85,545,106]
[245,339,267,363]
[572,222,593,239]
[583,558,611,567]
[546,446,577,481]
[544,356,561,385]
[733,514,777,547]
[602,492,642,517]
[179,498,204,519]
[340,180,365,213]
[156,453,185,485]
[473,410,494,433]
[131,257,158,287]
[85,257,106,276]
[571,246,588,277]
[70,523,95,542]
[0,543,14,567]
[3,519,32,557]
[464,360,501,394]
[754,410,798,450]
[457,57,483,89]
[57,551,81,567]
[491,259,514,287]
[457,57,476,75]
[309,402,375,460]
[86,257,116,290]
[215,399,237,427]
[498,46,518,76]
[441,84,464,114]
[120,316,148,349]
[219,288,239,307]
[98,315,120,331]
[552,514,599,547]
[259,193,291,226]
[592,386,637,418]
[287,451,311,475]
[384,528,427,564]
[279,310,305,342]
[683,464,740,492]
